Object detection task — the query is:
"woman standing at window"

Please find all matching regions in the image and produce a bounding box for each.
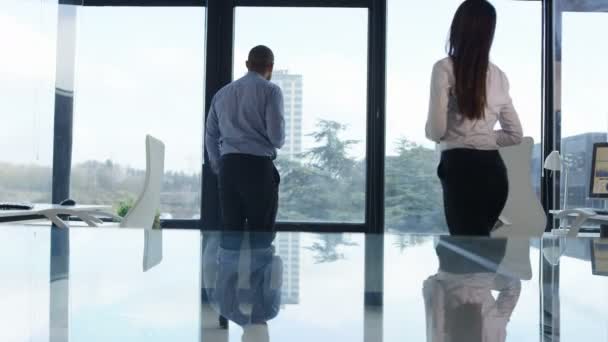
[426,0,523,236]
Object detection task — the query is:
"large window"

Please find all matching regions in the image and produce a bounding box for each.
[70,7,205,219]
[233,7,368,223]
[0,1,57,203]
[557,3,608,210]
[385,0,542,233]
[2,0,557,232]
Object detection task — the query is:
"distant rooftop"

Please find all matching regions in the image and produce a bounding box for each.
[273,69,302,77]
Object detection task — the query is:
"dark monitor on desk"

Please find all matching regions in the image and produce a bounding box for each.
[589,143,608,198]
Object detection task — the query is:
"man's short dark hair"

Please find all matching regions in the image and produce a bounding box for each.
[248,45,274,70]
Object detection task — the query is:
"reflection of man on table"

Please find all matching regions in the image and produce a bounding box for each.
[202,231,283,342]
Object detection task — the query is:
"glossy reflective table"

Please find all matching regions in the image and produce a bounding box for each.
[1,225,606,342]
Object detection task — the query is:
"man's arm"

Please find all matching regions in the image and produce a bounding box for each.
[265,86,285,149]
[205,97,221,174]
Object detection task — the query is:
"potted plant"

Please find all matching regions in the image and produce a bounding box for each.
[116,199,161,229]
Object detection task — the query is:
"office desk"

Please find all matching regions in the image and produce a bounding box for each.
[1,225,606,342]
[550,209,608,237]
[550,209,608,223]
[0,204,111,223]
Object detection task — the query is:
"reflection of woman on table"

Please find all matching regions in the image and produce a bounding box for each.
[423,238,521,342]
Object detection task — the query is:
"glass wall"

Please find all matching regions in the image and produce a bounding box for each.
[233,7,368,223]
[557,1,608,210]
[385,0,542,233]
[0,1,57,203]
[2,0,551,231]
[70,7,205,219]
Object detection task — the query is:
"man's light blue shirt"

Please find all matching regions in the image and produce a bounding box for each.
[205,71,285,173]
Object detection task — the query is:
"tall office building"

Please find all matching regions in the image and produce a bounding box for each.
[272,70,303,160]
[274,232,300,305]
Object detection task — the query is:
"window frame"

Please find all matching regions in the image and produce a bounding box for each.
[52,0,208,227]
[52,0,383,232]
[80,0,205,5]
[543,0,608,232]
[51,0,570,235]
[201,0,386,233]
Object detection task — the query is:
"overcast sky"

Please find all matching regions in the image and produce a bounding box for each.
[1,0,607,173]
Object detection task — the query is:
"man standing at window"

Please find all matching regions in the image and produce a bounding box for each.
[205,45,285,234]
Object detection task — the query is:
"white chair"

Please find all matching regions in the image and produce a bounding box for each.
[39,135,165,230]
[492,137,547,280]
[494,136,547,237]
[119,135,165,229]
[37,208,106,229]
[552,208,596,237]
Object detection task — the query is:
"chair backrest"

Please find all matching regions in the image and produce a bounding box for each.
[120,135,165,229]
[492,137,547,280]
[494,136,547,237]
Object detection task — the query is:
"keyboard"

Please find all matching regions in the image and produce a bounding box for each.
[0,202,34,211]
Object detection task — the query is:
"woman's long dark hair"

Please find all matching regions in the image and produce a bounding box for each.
[448,0,497,120]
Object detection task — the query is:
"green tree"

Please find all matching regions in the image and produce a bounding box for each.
[384,138,446,233]
[306,233,358,263]
[276,157,336,221]
[1,121,446,234]
[276,119,364,223]
[305,120,359,178]
[392,234,430,253]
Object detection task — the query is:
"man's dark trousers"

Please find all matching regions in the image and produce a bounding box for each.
[218,153,280,237]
